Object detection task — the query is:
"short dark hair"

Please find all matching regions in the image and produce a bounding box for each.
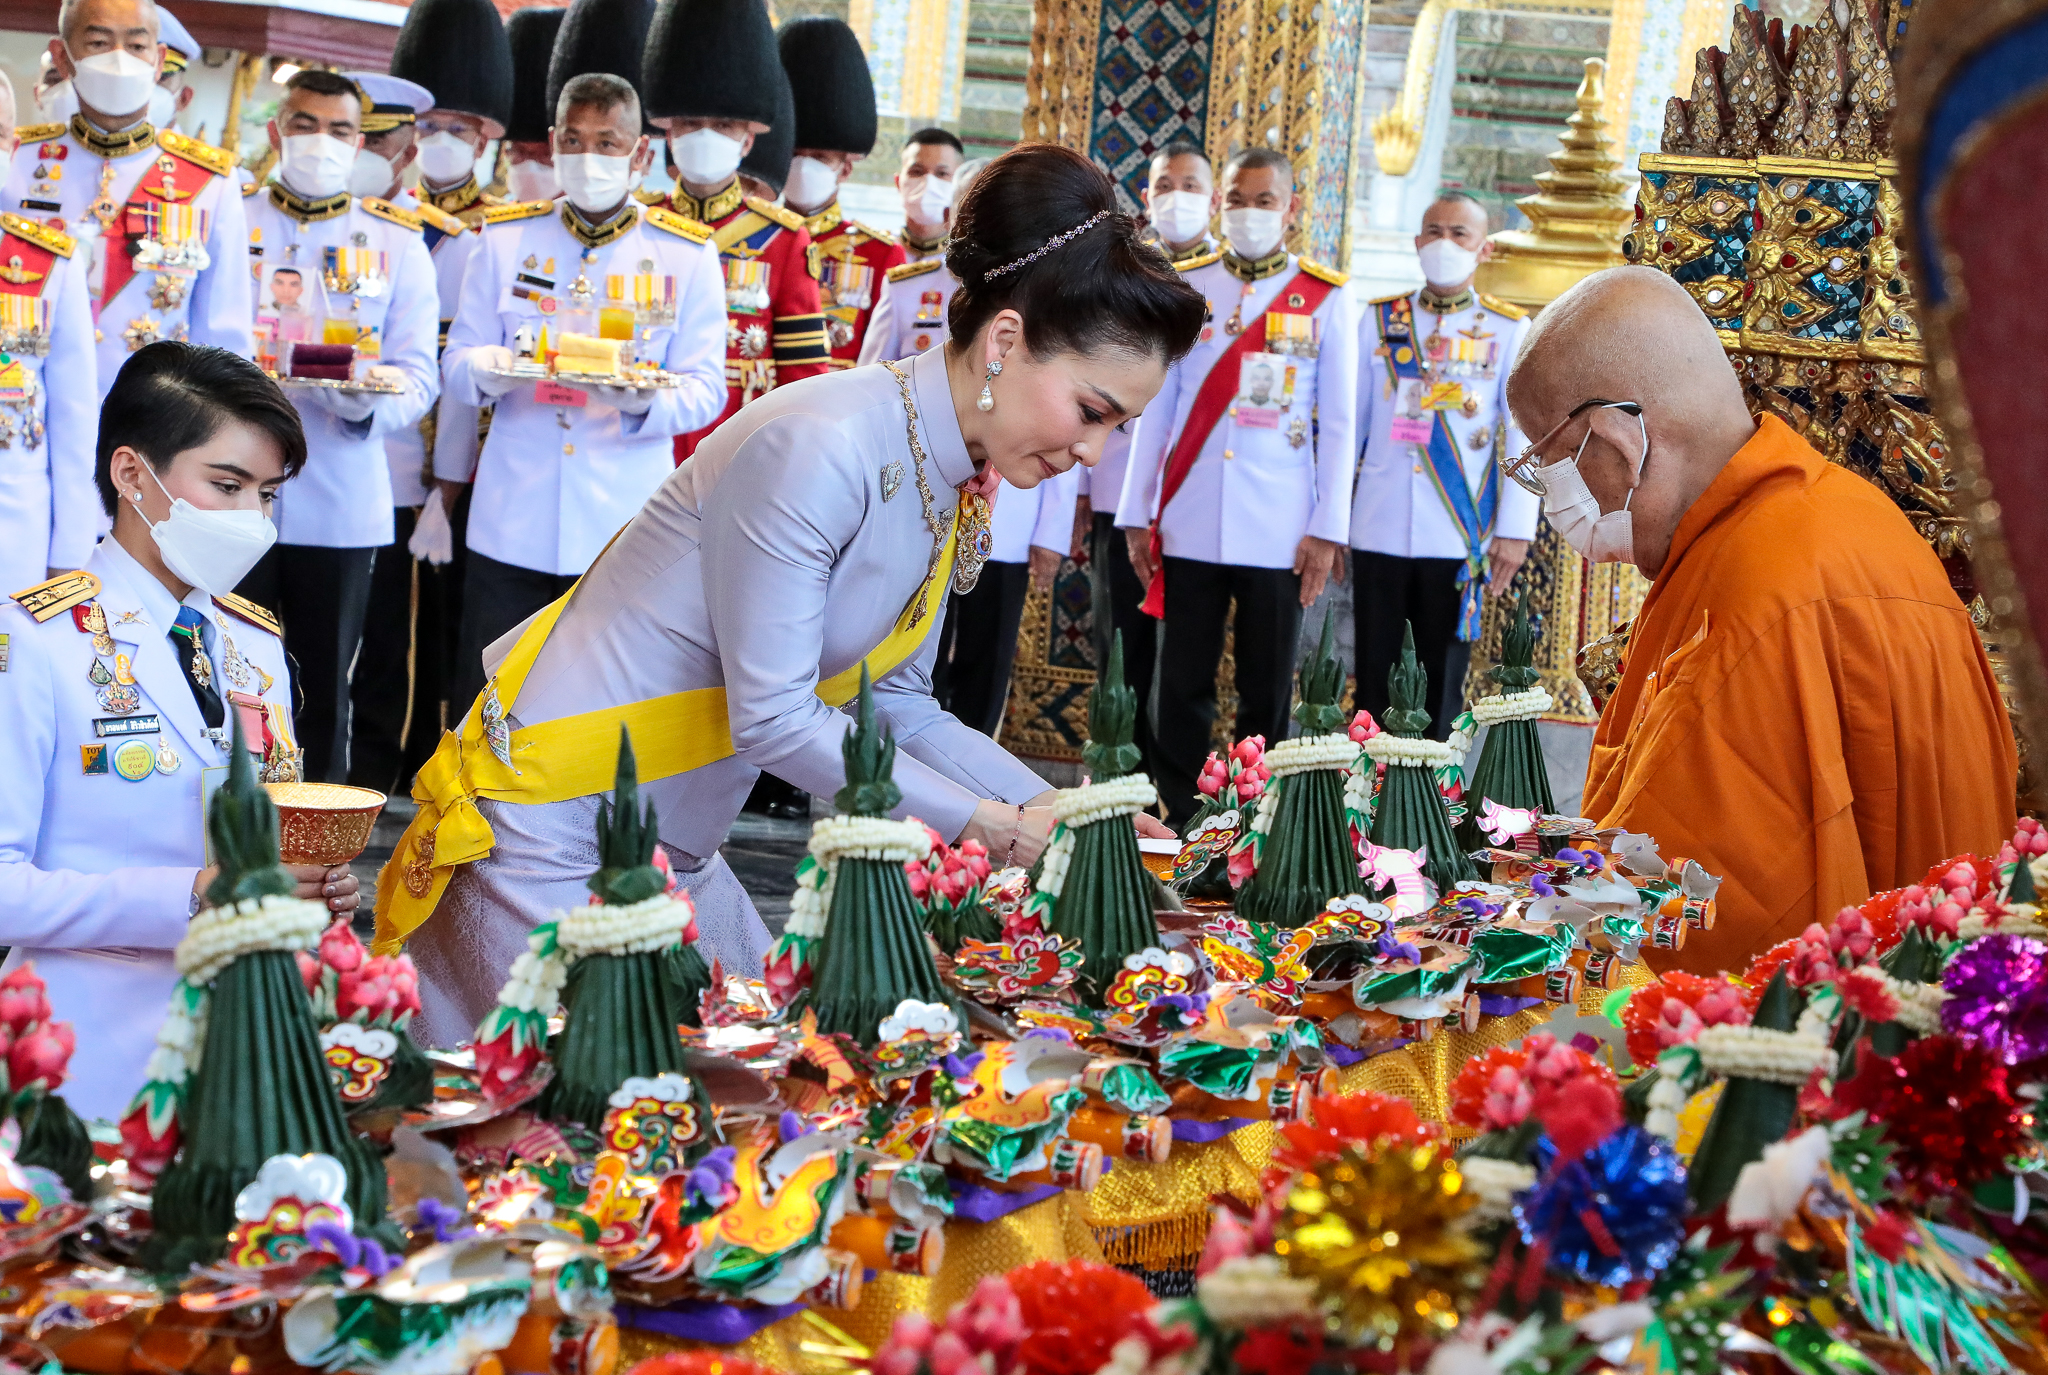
[557,71,640,128]
[1223,146,1294,183]
[903,126,963,156]
[1151,140,1208,169]
[97,343,308,517]
[285,68,363,110]
[946,143,1205,366]
[1427,188,1489,227]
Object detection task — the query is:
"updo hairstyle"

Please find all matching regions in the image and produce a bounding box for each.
[946,143,1206,365]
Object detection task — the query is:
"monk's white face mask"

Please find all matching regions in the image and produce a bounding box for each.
[1533,401,1646,565]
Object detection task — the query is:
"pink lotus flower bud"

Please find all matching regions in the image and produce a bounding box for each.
[0,966,50,1035]
[1656,1000,1704,1048]
[1694,985,1749,1027]
[927,1332,976,1375]
[888,1313,937,1352]
[905,862,931,901]
[1227,844,1256,889]
[1942,863,1977,894]
[318,919,366,975]
[1827,910,1875,965]
[872,1348,924,1375]
[1235,776,1263,802]
[296,949,322,994]
[921,823,945,849]
[1930,900,1965,938]
[1348,709,1380,743]
[1197,1207,1254,1275]
[1232,736,1266,767]
[8,1021,74,1092]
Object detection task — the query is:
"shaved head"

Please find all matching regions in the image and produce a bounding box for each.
[1506,266,1758,577]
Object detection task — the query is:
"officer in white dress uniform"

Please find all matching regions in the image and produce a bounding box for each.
[3,0,252,393]
[382,143,1201,1043]
[1350,191,1535,736]
[0,343,358,1121]
[442,74,728,712]
[238,71,439,785]
[893,127,962,263]
[859,257,957,366]
[1116,147,1358,827]
[932,463,1078,736]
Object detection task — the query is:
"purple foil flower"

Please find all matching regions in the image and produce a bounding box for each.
[1531,873,1557,897]
[1942,934,2048,1065]
[416,1195,467,1244]
[1152,991,1206,1030]
[686,1145,738,1210]
[1374,930,1422,965]
[777,1109,806,1142]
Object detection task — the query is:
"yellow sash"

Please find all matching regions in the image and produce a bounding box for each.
[371,527,958,953]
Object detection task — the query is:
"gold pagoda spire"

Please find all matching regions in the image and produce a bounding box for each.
[1476,58,1634,312]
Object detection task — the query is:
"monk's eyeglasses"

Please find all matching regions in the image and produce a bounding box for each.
[1501,399,1644,496]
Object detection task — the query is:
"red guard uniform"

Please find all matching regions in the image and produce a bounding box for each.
[802,200,903,368]
[669,178,829,459]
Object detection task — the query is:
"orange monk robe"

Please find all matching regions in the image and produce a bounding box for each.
[1584,414,2016,976]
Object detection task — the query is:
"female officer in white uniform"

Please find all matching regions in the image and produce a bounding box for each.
[0,344,361,1121]
[380,143,1206,1045]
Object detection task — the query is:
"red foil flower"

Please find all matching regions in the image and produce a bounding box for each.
[1831,1037,2027,1198]
[1008,1260,1178,1375]
[1234,1324,1326,1375]
[1274,1091,1432,1174]
[1620,972,1751,1068]
[1449,1035,1617,1131]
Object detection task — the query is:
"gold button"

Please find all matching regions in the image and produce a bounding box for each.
[1412,463,1422,473]
[1224,448,1234,460]
[1228,406,1237,418]
[564,444,575,455]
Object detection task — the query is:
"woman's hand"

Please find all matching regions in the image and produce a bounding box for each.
[1135,813,1176,841]
[289,864,361,916]
[964,798,1055,869]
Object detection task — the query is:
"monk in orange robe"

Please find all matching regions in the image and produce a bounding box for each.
[1504,267,2016,976]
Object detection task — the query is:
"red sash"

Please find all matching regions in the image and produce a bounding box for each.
[1139,268,1337,617]
[101,144,217,308]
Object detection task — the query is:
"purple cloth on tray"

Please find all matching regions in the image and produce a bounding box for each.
[1477,994,1542,1017]
[617,1298,805,1344]
[1170,1115,1254,1142]
[950,1181,1062,1221]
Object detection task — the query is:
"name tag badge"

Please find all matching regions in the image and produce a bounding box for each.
[1390,378,1434,445]
[95,713,161,737]
[535,379,588,408]
[1234,350,1293,430]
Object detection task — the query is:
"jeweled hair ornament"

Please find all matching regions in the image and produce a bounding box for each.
[981,210,1112,281]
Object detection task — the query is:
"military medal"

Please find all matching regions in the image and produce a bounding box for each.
[113,652,135,684]
[87,162,120,231]
[75,600,115,654]
[87,657,112,686]
[155,740,181,774]
[220,634,252,688]
[190,649,213,691]
[112,738,156,781]
[954,485,994,594]
[98,683,142,715]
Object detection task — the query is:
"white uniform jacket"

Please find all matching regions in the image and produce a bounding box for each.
[990,465,1079,565]
[0,538,295,1121]
[856,258,957,365]
[1350,288,1537,558]
[0,216,99,590]
[499,346,1053,857]
[1080,429,1131,523]
[384,190,482,507]
[443,200,728,576]
[1116,252,1359,567]
[2,118,252,392]
[245,188,441,548]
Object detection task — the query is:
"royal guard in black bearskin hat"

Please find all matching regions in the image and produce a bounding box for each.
[389,0,514,229]
[779,16,903,367]
[502,6,569,204]
[738,56,796,204]
[645,0,828,459]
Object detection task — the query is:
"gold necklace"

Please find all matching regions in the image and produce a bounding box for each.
[881,360,993,627]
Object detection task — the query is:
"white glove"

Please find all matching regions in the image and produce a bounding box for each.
[308,382,377,424]
[408,487,455,566]
[470,345,521,398]
[590,381,655,415]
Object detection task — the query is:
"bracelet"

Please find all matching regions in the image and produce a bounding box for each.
[1005,803,1024,867]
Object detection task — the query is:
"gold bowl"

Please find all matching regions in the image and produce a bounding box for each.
[1137,837,1179,881]
[265,782,386,865]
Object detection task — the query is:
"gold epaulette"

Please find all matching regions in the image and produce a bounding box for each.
[632,187,666,206]
[362,197,423,232]
[0,213,74,258]
[1174,250,1222,273]
[1368,289,1413,307]
[11,571,99,623]
[483,200,554,226]
[156,129,234,177]
[744,195,805,231]
[414,202,466,236]
[845,219,897,247]
[646,207,711,244]
[1300,258,1350,287]
[241,180,260,197]
[1480,292,1528,320]
[885,258,944,283]
[15,122,63,145]
[214,591,282,636]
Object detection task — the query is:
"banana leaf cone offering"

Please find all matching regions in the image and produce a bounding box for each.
[808,670,953,1045]
[140,724,391,1272]
[1039,634,1161,999]
[1456,595,1555,854]
[1366,623,1477,894]
[1237,612,1357,926]
[536,727,709,1130]
[17,1092,94,1204]
[926,890,1001,955]
[1687,967,1805,1212]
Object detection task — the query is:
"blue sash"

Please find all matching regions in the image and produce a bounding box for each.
[1376,297,1499,640]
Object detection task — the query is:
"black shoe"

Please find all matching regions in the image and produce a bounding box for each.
[743,773,812,821]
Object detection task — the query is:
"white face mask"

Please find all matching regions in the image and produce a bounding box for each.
[147,82,176,129]
[69,48,157,120]
[1149,189,1211,246]
[785,155,840,212]
[507,158,559,203]
[415,130,476,186]
[1418,238,1479,290]
[1222,206,1284,259]
[1535,415,1644,565]
[901,172,953,224]
[37,79,78,122]
[556,152,636,215]
[347,147,396,199]
[669,127,745,186]
[137,461,278,596]
[280,132,357,200]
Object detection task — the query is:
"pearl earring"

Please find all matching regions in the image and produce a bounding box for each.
[977,358,1002,412]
